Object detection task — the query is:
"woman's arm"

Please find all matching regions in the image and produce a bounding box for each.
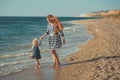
[59,30,65,44]
[40,32,47,40]
[40,25,50,40]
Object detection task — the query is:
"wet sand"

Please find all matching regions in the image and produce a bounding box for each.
[0,17,120,80]
[0,62,64,80]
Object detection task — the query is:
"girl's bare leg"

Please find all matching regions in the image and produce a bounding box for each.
[35,59,40,69]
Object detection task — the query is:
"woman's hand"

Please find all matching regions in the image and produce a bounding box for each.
[63,38,65,44]
[62,36,65,44]
[40,36,44,40]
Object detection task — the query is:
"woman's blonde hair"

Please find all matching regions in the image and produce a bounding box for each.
[32,38,38,46]
[47,14,63,33]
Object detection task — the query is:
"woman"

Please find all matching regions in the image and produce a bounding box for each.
[40,14,65,67]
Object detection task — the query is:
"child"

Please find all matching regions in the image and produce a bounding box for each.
[31,38,41,69]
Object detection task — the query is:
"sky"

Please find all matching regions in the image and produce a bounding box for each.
[0,0,120,17]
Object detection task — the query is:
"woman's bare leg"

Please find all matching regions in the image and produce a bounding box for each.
[50,50,60,67]
[54,50,60,65]
[50,50,56,67]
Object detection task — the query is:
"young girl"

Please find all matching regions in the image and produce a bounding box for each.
[32,38,41,69]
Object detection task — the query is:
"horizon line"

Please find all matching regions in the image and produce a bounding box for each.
[0,15,88,17]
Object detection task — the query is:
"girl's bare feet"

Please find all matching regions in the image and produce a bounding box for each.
[35,65,40,69]
[37,65,41,68]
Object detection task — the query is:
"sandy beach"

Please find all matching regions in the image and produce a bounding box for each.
[0,16,120,80]
[56,17,120,80]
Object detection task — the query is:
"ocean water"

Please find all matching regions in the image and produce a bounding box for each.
[0,17,93,77]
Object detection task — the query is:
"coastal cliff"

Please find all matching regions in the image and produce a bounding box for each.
[85,10,120,17]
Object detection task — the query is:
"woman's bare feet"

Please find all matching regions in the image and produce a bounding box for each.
[53,62,60,67]
[53,63,56,67]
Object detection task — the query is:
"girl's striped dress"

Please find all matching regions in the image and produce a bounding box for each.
[46,24,64,50]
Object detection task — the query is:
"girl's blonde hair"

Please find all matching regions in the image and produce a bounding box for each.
[32,38,38,46]
[47,14,63,33]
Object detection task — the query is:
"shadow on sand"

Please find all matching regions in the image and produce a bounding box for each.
[64,55,120,66]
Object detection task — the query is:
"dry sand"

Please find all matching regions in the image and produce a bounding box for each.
[0,17,120,80]
[56,17,120,80]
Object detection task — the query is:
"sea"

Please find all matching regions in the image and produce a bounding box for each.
[0,16,94,77]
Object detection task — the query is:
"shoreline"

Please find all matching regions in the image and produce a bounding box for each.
[0,17,120,80]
